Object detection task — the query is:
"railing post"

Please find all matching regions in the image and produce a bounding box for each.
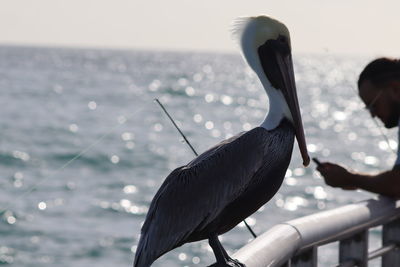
[291,247,317,267]
[382,218,400,266]
[339,230,368,267]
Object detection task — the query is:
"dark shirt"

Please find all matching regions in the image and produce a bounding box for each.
[394,121,400,170]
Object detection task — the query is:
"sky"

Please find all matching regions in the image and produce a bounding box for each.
[1,0,400,56]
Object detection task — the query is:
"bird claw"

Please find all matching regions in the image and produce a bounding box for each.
[208,258,245,267]
[228,259,246,267]
[227,258,245,267]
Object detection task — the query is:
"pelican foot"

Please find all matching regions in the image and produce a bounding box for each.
[208,258,245,267]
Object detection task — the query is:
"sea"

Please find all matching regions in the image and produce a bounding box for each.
[0,45,398,267]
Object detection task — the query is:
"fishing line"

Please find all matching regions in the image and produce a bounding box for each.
[371,117,397,155]
[154,98,258,239]
[349,87,397,156]
[322,52,397,157]
[0,106,146,215]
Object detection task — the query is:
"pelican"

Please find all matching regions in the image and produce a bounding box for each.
[134,15,310,267]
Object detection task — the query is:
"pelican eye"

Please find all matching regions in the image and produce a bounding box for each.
[277,35,287,43]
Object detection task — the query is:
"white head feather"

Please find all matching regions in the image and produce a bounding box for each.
[231,15,293,130]
[232,16,290,77]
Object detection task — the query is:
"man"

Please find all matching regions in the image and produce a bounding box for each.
[317,58,400,198]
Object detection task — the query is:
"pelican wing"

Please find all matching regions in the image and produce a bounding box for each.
[134,128,267,266]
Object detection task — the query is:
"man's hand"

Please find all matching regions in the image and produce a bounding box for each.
[316,161,400,197]
[316,162,357,190]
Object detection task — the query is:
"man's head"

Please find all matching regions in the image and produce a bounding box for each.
[358,58,400,128]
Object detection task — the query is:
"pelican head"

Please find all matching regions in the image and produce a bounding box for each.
[232,15,310,166]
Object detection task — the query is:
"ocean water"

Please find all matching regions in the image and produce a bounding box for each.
[0,45,397,267]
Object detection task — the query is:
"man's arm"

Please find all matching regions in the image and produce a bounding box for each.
[317,162,400,198]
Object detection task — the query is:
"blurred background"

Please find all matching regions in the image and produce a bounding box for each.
[1,1,400,266]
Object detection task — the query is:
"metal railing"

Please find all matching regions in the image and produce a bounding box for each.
[232,196,400,267]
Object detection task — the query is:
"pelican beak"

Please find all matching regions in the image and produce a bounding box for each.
[259,37,310,166]
[278,53,310,166]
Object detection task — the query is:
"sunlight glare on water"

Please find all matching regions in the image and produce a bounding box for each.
[0,46,395,266]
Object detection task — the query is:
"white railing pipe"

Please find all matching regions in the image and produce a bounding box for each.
[232,196,400,267]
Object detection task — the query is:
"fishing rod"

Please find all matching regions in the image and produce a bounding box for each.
[154,98,258,239]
